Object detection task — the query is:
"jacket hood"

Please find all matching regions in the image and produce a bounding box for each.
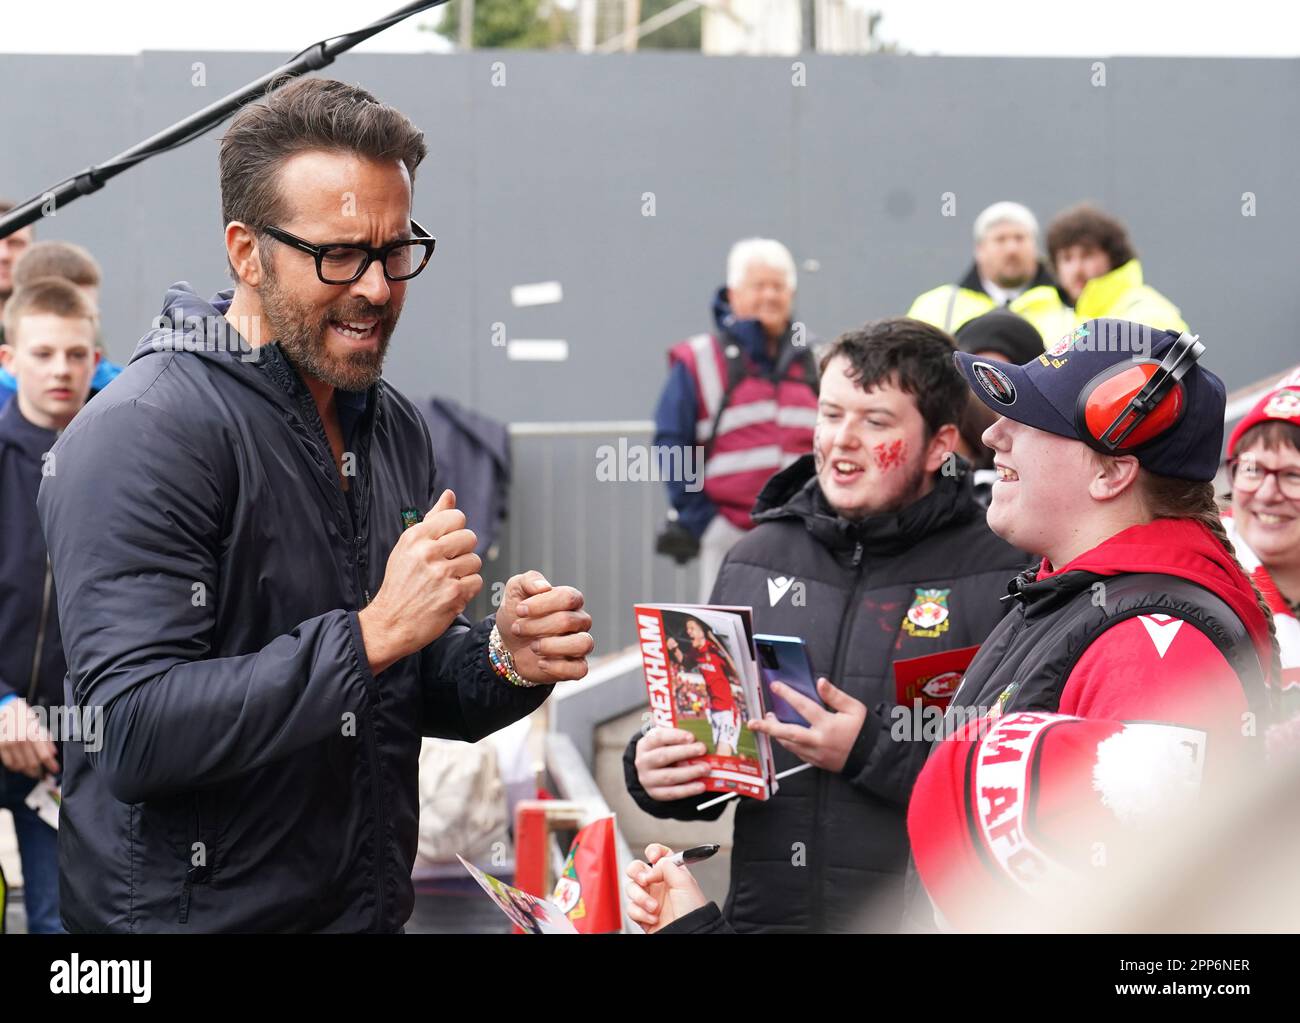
[1030,516,1275,677]
[752,452,979,557]
[132,282,322,414]
[135,282,256,369]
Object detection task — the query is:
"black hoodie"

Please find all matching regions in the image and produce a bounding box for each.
[37,284,551,933]
[624,455,1029,932]
[0,399,65,712]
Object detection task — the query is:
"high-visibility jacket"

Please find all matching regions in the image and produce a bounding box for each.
[668,332,818,530]
[1073,259,1188,333]
[907,263,1073,345]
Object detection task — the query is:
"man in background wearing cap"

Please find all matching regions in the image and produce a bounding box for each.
[1224,372,1300,732]
[1046,202,1188,332]
[0,278,101,933]
[905,318,1276,930]
[907,200,1073,344]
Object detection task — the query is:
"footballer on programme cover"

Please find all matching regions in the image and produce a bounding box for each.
[633,604,776,800]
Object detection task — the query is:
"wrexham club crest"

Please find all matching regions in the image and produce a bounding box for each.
[902,588,951,638]
[1263,388,1300,420]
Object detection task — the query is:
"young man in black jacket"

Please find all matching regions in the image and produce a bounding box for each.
[0,279,101,932]
[623,317,1029,932]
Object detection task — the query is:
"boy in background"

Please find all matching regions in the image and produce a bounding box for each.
[0,240,121,407]
[0,278,100,932]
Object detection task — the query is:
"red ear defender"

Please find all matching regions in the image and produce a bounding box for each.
[1081,363,1185,448]
[1074,332,1204,452]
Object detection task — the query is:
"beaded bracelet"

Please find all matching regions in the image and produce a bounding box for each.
[488,623,540,688]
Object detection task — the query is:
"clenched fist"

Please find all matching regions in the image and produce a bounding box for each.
[359,489,483,674]
[495,570,595,685]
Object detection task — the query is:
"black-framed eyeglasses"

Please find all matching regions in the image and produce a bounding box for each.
[1228,456,1300,500]
[260,219,436,285]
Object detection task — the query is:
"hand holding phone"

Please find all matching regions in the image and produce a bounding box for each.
[755,634,821,726]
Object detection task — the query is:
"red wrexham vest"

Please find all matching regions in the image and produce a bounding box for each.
[668,332,818,530]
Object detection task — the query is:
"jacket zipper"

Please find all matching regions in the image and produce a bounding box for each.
[27,556,54,704]
[351,400,377,608]
[289,386,388,931]
[178,796,211,923]
[943,570,1035,717]
[349,402,383,928]
[811,538,865,932]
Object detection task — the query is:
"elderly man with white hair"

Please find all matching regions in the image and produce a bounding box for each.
[653,238,819,600]
[907,200,1073,343]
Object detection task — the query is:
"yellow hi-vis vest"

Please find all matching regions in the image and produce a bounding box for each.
[907,280,1073,346]
[1072,259,1189,333]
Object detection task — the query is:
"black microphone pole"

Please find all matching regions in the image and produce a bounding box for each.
[0,0,451,239]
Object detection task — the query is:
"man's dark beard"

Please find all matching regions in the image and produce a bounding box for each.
[258,265,397,392]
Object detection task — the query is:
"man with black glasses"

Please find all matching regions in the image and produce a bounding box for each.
[37,77,595,933]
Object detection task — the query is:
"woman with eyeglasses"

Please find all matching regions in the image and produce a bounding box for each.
[1224,377,1300,736]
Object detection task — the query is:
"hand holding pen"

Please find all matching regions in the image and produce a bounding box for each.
[624,843,717,933]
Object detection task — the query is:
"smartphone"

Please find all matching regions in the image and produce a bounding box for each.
[754,634,820,727]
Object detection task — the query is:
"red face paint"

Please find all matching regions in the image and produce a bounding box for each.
[873,439,906,471]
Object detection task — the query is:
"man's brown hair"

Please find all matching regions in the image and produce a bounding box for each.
[819,317,965,438]
[1046,203,1137,274]
[13,240,102,290]
[218,76,428,238]
[2,277,97,344]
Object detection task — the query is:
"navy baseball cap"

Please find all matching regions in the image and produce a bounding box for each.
[953,318,1227,482]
